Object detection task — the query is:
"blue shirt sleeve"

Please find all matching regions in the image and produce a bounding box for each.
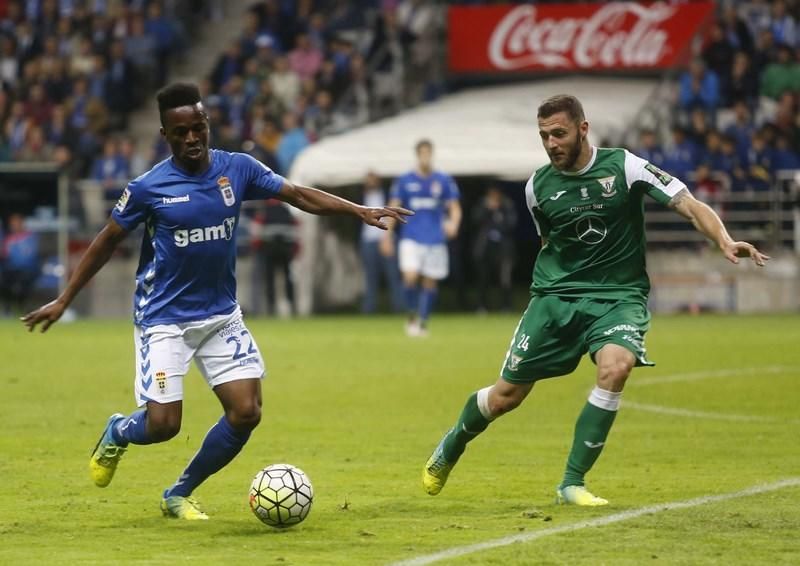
[239,153,286,200]
[111,179,149,231]
[444,174,460,201]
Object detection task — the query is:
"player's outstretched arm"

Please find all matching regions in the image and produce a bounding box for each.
[276,180,413,229]
[669,188,769,267]
[21,219,129,332]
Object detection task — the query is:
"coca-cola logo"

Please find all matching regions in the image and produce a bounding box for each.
[488,3,676,70]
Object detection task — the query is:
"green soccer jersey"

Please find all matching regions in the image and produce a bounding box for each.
[525,146,686,301]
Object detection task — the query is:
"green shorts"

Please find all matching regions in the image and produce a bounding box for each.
[500,295,654,384]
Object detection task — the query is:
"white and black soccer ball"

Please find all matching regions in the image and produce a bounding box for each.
[249,464,314,528]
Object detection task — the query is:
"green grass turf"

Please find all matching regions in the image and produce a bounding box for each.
[0,314,798,565]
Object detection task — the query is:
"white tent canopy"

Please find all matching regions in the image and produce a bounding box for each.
[289,77,659,187]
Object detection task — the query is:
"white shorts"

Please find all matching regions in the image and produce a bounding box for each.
[398,239,449,280]
[133,307,265,407]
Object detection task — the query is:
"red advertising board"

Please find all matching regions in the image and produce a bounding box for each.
[448,2,715,74]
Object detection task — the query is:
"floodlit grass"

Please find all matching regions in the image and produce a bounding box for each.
[1,314,798,565]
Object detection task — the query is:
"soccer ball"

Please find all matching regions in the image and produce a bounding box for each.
[249,464,314,528]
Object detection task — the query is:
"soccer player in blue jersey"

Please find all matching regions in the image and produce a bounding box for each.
[21,83,411,520]
[382,140,462,336]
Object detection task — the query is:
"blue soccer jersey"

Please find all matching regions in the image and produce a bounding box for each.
[111,149,285,326]
[390,171,459,244]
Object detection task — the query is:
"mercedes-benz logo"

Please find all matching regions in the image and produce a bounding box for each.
[575,216,607,245]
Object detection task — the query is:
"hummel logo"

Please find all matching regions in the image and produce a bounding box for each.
[584,440,605,449]
[550,190,567,201]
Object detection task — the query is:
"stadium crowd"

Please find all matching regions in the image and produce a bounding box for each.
[1,1,799,314]
[636,0,800,215]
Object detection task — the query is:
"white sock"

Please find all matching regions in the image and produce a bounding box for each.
[588,386,622,411]
[476,386,495,421]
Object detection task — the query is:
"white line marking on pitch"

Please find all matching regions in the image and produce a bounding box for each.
[622,401,800,424]
[389,478,800,566]
[631,366,796,388]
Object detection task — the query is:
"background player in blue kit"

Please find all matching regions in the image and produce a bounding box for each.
[382,140,462,337]
[21,83,411,520]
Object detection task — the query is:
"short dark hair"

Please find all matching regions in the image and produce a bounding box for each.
[537,94,585,124]
[415,138,433,153]
[156,82,202,124]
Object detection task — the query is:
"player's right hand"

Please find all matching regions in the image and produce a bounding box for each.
[21,300,66,333]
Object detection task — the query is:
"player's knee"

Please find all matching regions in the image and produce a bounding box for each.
[597,358,634,389]
[147,414,181,442]
[488,389,525,416]
[227,401,262,432]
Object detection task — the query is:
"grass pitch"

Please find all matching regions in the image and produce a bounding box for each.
[1,313,798,565]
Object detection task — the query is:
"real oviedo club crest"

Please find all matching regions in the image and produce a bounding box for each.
[217,177,236,206]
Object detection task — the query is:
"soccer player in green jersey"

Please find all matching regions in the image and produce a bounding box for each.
[422,94,769,506]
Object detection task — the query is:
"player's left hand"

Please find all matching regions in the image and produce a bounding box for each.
[360,206,413,230]
[721,241,770,267]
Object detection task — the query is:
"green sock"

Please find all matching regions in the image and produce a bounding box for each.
[441,391,491,463]
[561,387,620,488]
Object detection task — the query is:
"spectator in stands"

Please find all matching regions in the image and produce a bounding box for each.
[663,126,696,181]
[254,117,282,158]
[724,51,759,108]
[125,14,158,90]
[773,134,800,170]
[702,21,735,87]
[718,134,748,193]
[636,129,665,169]
[304,89,335,139]
[211,40,244,92]
[721,3,754,54]
[725,100,756,159]
[678,58,720,116]
[315,58,348,102]
[768,91,800,143]
[45,104,76,148]
[367,6,405,119]
[702,129,725,171]
[5,100,29,156]
[23,83,53,126]
[751,29,777,72]
[16,124,55,162]
[745,130,774,192]
[269,56,301,111]
[692,163,724,217]
[471,185,517,313]
[145,0,183,88]
[221,74,250,140]
[105,39,138,129]
[767,0,796,48]
[760,43,800,100]
[0,213,39,315]
[335,53,371,130]
[90,137,129,197]
[0,35,19,87]
[398,0,440,105]
[70,35,95,76]
[688,108,712,147]
[359,171,404,314]
[289,31,323,82]
[276,112,309,174]
[43,59,71,104]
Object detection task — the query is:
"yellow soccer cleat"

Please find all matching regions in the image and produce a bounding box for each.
[556,485,609,506]
[161,494,210,520]
[422,440,454,496]
[89,413,127,488]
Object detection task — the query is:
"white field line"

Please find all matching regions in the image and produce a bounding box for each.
[390,478,800,566]
[622,401,800,424]
[630,366,796,388]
